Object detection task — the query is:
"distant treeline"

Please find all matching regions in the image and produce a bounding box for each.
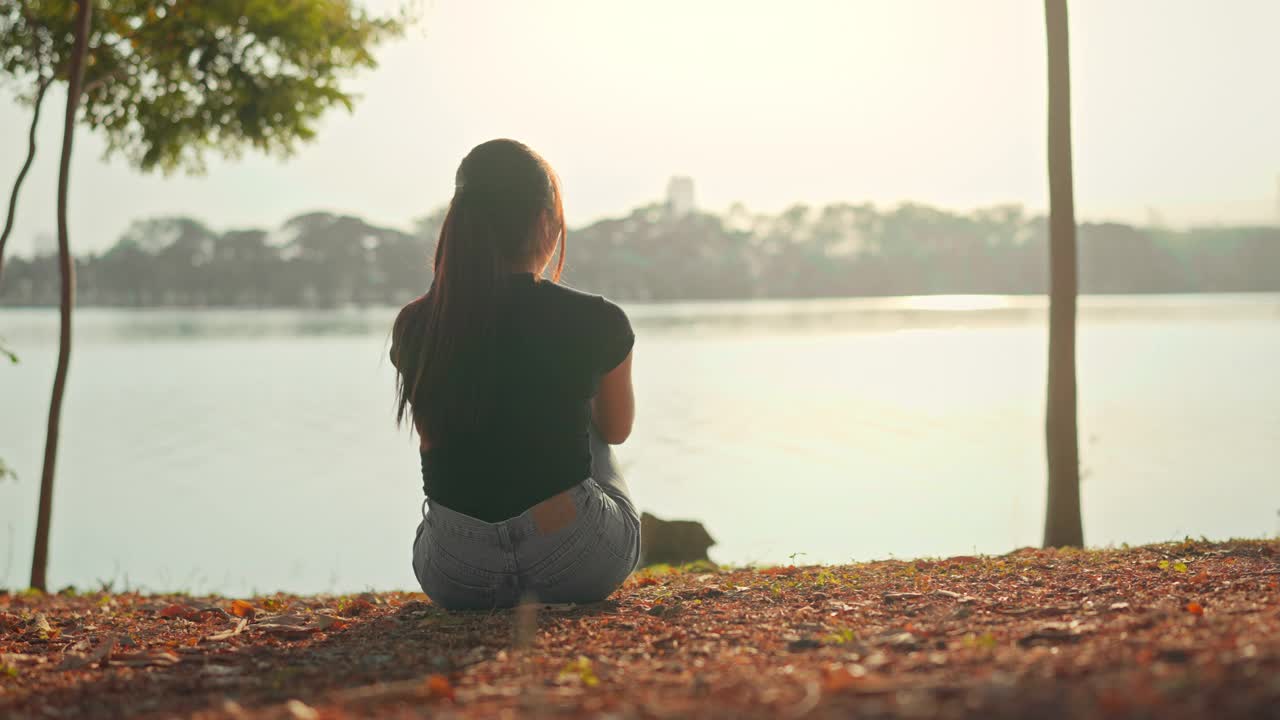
[2,203,1278,307]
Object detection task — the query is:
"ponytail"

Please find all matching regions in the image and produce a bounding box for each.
[393,140,566,441]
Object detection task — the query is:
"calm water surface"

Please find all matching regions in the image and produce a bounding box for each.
[1,294,1278,594]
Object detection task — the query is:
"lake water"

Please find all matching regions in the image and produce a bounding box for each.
[1,294,1278,595]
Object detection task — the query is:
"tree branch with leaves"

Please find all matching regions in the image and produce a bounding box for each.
[1,0,406,590]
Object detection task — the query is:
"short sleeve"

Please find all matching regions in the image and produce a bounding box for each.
[593,297,634,375]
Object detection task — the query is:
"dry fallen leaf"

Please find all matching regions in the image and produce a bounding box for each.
[31,613,56,640]
[822,664,871,692]
[59,634,117,670]
[340,599,376,617]
[159,604,196,620]
[254,614,319,634]
[426,674,455,701]
[229,600,256,620]
[315,614,350,631]
[5,540,1279,719]
[1019,622,1088,646]
[113,650,180,668]
[0,612,22,633]
[256,613,310,627]
[285,699,319,719]
[205,618,248,642]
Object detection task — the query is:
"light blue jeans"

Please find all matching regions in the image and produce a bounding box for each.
[412,429,641,610]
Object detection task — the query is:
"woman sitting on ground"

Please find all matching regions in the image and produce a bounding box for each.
[390,139,640,610]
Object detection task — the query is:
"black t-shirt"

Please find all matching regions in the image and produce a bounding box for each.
[394,273,634,522]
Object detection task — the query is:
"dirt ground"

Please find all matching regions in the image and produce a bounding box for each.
[2,539,1278,719]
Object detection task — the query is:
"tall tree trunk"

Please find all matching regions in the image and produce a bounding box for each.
[1042,0,1083,548]
[31,0,93,592]
[0,78,51,285]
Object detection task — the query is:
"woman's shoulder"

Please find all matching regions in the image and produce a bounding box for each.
[535,280,629,325]
[535,278,624,313]
[535,281,633,371]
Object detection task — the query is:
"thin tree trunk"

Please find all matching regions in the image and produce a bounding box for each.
[1043,0,1083,548]
[31,0,93,592]
[0,78,51,285]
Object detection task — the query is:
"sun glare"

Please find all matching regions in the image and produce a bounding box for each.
[897,295,1015,312]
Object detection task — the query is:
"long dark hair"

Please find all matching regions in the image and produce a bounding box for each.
[392,139,566,440]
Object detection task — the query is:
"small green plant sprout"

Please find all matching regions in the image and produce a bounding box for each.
[678,559,720,573]
[0,337,17,364]
[1157,560,1189,573]
[825,628,858,645]
[788,552,808,564]
[965,632,998,650]
[812,569,838,587]
[559,656,599,687]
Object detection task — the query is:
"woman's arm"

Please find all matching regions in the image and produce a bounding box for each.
[592,350,634,444]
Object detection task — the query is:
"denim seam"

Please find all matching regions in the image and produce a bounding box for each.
[422,552,496,610]
[537,546,591,589]
[591,486,633,562]
[596,514,634,563]
[427,534,505,583]
[428,514,498,542]
[521,521,589,577]
[537,526,634,593]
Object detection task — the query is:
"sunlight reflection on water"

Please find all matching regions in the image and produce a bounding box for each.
[0,294,1277,594]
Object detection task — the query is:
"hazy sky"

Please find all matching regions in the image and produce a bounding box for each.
[1,0,1278,256]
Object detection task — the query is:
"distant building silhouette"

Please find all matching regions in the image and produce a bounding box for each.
[666,176,695,218]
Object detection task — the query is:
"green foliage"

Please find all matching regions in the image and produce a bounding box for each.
[0,1,65,97]
[1,0,403,172]
[3,204,1279,309]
